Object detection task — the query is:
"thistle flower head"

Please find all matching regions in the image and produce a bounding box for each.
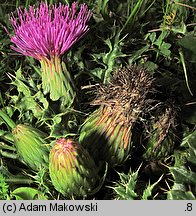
[93,65,154,117]
[80,65,154,167]
[49,138,100,197]
[9,2,92,60]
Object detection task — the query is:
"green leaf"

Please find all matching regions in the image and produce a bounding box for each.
[112,166,142,200]
[168,190,195,200]
[154,31,169,47]
[11,187,45,200]
[178,35,196,57]
[181,130,196,165]
[125,187,137,200]
[118,172,129,185]
[114,186,127,199]
[34,91,49,110]
[173,150,189,167]
[126,171,138,192]
[171,22,187,35]
[188,145,196,166]
[169,166,196,185]
[91,30,127,83]
[167,183,195,200]
[0,130,14,143]
[149,32,156,43]
[128,45,150,64]
[161,42,171,50]
[142,175,162,200]
[10,72,48,120]
[160,42,171,57]
[142,61,158,73]
[0,174,9,200]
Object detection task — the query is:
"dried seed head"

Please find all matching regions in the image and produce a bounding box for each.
[80,65,155,167]
[92,65,154,124]
[143,100,178,161]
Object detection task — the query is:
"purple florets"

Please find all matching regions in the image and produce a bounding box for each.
[9,2,92,60]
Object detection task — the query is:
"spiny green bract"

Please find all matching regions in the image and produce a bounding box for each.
[12,124,49,171]
[49,138,100,198]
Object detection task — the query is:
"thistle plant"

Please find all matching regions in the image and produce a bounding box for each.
[79,65,154,167]
[9,2,92,104]
[49,138,100,198]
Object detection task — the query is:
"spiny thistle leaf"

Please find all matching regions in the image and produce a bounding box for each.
[91,30,127,83]
[142,175,162,200]
[8,68,48,120]
[111,165,161,200]
[112,170,138,200]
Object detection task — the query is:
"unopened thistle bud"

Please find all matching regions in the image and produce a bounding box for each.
[49,138,100,198]
[12,124,49,171]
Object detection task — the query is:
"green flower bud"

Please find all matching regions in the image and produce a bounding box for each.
[79,106,132,167]
[12,124,49,171]
[49,138,100,198]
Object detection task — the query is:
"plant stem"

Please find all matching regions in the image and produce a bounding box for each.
[6,178,34,184]
[156,0,170,60]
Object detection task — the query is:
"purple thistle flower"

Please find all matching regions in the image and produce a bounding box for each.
[9,2,92,60]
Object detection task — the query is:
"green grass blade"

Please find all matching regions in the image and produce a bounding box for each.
[179,48,193,96]
[121,0,145,32]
